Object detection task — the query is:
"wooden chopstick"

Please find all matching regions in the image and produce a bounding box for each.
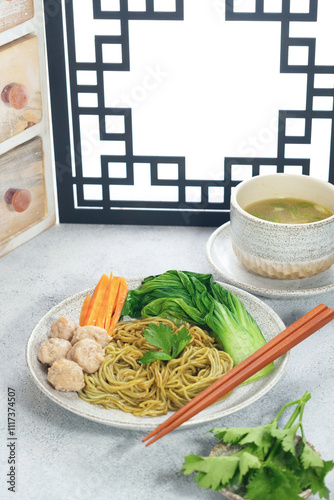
[143,304,334,446]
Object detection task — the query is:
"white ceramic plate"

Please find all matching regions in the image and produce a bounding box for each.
[26,278,288,431]
[206,222,334,298]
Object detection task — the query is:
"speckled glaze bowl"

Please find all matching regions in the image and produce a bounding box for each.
[230,174,334,279]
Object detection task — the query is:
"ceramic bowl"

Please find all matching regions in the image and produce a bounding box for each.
[230,174,334,279]
[209,436,319,499]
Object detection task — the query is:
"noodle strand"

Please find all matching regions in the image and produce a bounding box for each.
[78,318,233,417]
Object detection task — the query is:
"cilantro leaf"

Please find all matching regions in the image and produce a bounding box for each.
[181,455,240,490]
[171,326,191,357]
[139,351,172,364]
[298,460,334,499]
[238,451,261,479]
[246,464,302,500]
[212,422,277,456]
[142,323,173,354]
[181,393,333,500]
[300,441,326,469]
[238,424,277,455]
[270,424,300,456]
[181,452,262,491]
[211,426,250,444]
[139,323,191,365]
[271,445,301,473]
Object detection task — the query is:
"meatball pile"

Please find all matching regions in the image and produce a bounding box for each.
[38,316,111,392]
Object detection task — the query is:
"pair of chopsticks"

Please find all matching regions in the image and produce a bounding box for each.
[143,304,334,446]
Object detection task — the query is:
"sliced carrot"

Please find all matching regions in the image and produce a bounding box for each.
[95,277,112,328]
[80,295,91,326]
[104,277,121,331]
[84,274,110,326]
[108,277,128,336]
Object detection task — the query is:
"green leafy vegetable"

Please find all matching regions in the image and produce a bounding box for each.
[246,465,302,500]
[181,392,334,500]
[139,323,191,365]
[122,270,273,382]
[182,454,242,490]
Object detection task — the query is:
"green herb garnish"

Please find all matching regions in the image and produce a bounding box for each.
[139,323,191,365]
[181,392,333,499]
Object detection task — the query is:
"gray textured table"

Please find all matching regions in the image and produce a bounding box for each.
[1,224,333,500]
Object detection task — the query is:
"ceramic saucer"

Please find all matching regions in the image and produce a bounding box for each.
[206,222,334,298]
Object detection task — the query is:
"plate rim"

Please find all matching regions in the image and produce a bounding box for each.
[206,222,334,298]
[26,278,289,430]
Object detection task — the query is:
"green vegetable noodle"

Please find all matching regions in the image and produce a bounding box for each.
[181,392,333,500]
[122,270,274,383]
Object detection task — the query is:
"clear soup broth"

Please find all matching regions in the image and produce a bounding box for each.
[245,198,333,224]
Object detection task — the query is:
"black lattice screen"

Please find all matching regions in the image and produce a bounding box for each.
[45,0,334,226]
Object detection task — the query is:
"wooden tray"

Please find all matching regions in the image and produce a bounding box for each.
[0,0,34,35]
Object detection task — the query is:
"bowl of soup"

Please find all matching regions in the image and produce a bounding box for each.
[230,174,334,279]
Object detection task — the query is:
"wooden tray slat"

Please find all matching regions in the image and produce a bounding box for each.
[0,0,34,34]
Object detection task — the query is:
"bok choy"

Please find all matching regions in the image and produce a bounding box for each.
[122,271,274,382]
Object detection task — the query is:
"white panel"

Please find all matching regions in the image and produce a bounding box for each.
[79,115,126,178]
[128,0,146,11]
[285,118,306,136]
[233,0,256,13]
[290,0,310,14]
[263,0,282,13]
[285,119,332,180]
[290,2,334,65]
[101,0,120,11]
[83,184,103,200]
[157,163,179,179]
[77,70,97,86]
[72,0,121,63]
[314,74,334,89]
[109,163,178,202]
[67,0,334,212]
[104,2,307,182]
[153,0,177,12]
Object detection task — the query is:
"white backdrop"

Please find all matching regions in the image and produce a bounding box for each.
[65,0,334,207]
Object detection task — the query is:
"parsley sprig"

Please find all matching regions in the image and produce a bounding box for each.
[181,392,333,499]
[139,323,191,365]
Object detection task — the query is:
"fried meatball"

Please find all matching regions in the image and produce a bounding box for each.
[71,325,110,348]
[66,339,105,374]
[50,316,77,342]
[38,338,72,365]
[47,358,85,392]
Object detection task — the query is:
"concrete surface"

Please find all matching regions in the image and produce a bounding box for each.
[1,223,333,500]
